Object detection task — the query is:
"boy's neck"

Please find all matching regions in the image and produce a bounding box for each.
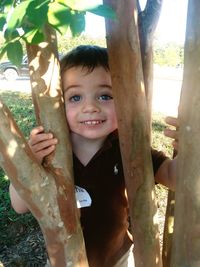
[71,133,107,166]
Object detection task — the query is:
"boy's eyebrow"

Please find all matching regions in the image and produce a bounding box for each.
[63,84,81,92]
[63,84,112,92]
[98,84,112,89]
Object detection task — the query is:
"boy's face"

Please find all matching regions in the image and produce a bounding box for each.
[62,66,117,142]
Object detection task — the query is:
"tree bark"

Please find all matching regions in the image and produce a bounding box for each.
[170,0,200,266]
[138,0,163,127]
[0,25,88,267]
[162,190,175,267]
[0,99,88,267]
[103,1,161,266]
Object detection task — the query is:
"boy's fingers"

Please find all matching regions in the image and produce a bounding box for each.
[37,145,56,158]
[164,128,178,140]
[30,126,44,136]
[165,116,179,128]
[29,132,55,146]
[35,145,56,164]
[31,139,57,153]
[172,140,178,151]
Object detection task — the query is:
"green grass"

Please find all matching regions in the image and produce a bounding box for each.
[152,112,174,158]
[0,90,173,247]
[0,91,36,138]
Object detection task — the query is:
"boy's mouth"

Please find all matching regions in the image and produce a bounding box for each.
[81,120,105,125]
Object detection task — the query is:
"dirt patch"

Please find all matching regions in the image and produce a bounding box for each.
[0,223,48,267]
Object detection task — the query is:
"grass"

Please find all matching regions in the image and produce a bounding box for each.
[152,112,174,157]
[0,90,173,248]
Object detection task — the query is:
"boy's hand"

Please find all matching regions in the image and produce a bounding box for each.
[29,126,58,164]
[164,116,179,151]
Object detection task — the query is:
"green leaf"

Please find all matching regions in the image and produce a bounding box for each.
[48,2,71,35]
[24,28,45,44]
[59,0,91,10]
[69,11,85,37]
[59,0,116,20]
[0,14,6,31]
[26,0,49,28]
[87,5,116,20]
[7,0,32,30]
[0,0,13,11]
[4,28,20,42]
[0,45,7,60]
[6,41,23,66]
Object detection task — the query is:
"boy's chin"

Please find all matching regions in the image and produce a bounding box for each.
[71,131,111,141]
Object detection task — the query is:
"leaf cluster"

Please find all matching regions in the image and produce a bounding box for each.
[0,0,115,66]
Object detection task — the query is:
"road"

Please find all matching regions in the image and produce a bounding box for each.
[0,67,183,116]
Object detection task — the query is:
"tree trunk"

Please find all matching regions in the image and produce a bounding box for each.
[170,0,200,266]
[162,190,175,267]
[138,0,163,127]
[0,25,88,267]
[103,1,162,266]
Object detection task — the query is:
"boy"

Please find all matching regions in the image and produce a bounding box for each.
[9,45,178,267]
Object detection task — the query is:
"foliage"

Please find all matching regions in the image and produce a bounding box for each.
[0,0,115,65]
[154,42,184,67]
[58,34,106,54]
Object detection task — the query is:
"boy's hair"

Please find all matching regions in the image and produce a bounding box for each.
[60,45,109,74]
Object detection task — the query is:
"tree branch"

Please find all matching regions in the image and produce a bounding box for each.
[0,98,88,266]
[103,0,161,266]
[139,0,163,48]
[25,25,88,266]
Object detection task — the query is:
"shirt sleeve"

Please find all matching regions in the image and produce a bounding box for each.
[151,148,168,175]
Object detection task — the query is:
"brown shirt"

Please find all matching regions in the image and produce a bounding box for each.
[73,130,167,267]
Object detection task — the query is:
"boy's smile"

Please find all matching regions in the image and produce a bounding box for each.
[62,66,118,144]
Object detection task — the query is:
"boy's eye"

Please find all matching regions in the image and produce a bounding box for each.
[69,95,81,102]
[99,94,113,101]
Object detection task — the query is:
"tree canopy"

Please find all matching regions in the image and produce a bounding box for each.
[0,0,115,65]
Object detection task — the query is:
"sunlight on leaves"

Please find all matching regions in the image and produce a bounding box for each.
[69,11,85,37]
[48,1,71,35]
[6,0,32,31]
[0,0,115,65]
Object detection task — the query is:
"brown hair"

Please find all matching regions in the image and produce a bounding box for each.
[60,45,109,75]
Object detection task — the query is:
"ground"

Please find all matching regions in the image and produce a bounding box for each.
[0,221,48,267]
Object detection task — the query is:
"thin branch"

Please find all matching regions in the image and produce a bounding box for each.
[137,0,142,13]
[139,0,163,46]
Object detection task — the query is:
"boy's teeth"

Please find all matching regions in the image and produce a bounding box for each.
[83,120,102,125]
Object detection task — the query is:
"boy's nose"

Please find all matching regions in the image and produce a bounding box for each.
[82,99,100,113]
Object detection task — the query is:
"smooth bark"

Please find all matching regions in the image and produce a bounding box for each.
[162,190,175,267]
[138,0,163,125]
[0,25,88,267]
[103,1,161,266]
[170,0,200,266]
[0,100,88,267]
[26,26,88,267]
